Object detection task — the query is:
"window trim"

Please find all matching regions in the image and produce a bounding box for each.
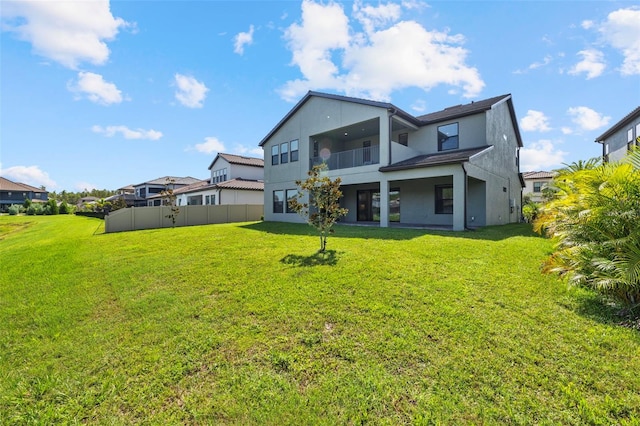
[435,184,453,215]
[273,190,284,213]
[290,139,299,162]
[272,145,279,165]
[280,142,289,164]
[437,122,459,151]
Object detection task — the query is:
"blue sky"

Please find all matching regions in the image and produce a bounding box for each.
[1,0,639,192]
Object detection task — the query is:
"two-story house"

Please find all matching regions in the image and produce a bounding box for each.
[0,176,48,211]
[147,153,264,206]
[595,106,640,163]
[132,176,202,207]
[522,171,554,203]
[259,91,523,231]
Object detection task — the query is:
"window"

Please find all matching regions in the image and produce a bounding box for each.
[212,194,216,205]
[286,189,297,213]
[205,195,210,205]
[398,133,408,146]
[435,185,453,214]
[313,140,319,158]
[628,128,634,143]
[280,142,289,164]
[290,140,299,162]
[438,123,459,151]
[273,190,284,213]
[533,181,545,192]
[272,145,279,165]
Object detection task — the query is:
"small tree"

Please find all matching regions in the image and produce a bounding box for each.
[161,178,180,227]
[288,164,348,253]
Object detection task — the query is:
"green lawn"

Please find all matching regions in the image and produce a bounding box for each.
[1,215,638,424]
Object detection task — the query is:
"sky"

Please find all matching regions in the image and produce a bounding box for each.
[1,0,639,192]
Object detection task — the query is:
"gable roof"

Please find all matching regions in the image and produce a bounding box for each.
[379,146,492,172]
[0,176,47,193]
[208,153,264,170]
[134,176,202,186]
[594,106,640,142]
[522,171,554,179]
[258,91,419,146]
[259,91,523,148]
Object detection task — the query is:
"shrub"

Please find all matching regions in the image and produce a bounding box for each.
[59,202,71,215]
[46,199,59,215]
[534,151,640,306]
[8,205,21,215]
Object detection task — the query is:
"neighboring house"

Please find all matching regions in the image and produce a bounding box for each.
[595,106,640,163]
[147,153,264,206]
[132,176,202,207]
[522,171,554,203]
[259,91,524,231]
[0,177,49,211]
[106,185,145,208]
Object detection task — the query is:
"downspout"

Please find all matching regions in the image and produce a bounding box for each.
[387,108,397,166]
[461,163,468,230]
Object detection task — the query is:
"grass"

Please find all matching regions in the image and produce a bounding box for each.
[0,215,639,424]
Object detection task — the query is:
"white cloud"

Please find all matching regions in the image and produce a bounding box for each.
[174,73,209,108]
[581,20,595,30]
[520,140,568,171]
[528,55,552,70]
[568,49,606,79]
[194,137,225,154]
[567,106,611,131]
[0,165,56,189]
[598,7,640,75]
[234,25,255,55]
[0,0,130,69]
[92,125,163,140]
[520,110,552,132]
[234,145,264,157]
[278,0,484,102]
[68,71,123,105]
[561,127,573,135]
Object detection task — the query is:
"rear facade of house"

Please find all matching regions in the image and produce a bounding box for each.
[260,91,524,231]
[595,106,640,163]
[0,177,49,211]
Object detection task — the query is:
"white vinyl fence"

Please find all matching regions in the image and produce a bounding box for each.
[105,204,263,233]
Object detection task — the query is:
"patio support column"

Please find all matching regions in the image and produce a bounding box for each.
[379,179,390,228]
[453,171,465,231]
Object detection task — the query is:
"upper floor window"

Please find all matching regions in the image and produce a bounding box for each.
[398,133,408,146]
[438,123,458,151]
[271,145,279,165]
[628,128,634,143]
[281,142,289,164]
[290,140,299,162]
[533,181,545,192]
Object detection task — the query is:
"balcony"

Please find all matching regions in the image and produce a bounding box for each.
[310,145,380,171]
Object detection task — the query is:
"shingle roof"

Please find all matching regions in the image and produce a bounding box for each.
[379,146,492,172]
[0,176,47,193]
[258,91,420,146]
[209,153,264,170]
[522,171,554,179]
[594,106,640,142]
[416,94,511,123]
[216,178,264,191]
[259,91,523,148]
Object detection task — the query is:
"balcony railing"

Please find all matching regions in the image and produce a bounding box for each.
[310,145,380,171]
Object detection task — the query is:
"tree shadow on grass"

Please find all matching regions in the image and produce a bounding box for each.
[281,250,339,267]
[560,290,640,332]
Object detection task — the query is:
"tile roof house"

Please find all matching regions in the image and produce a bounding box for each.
[259,91,524,230]
[132,176,202,207]
[595,106,640,163]
[146,153,264,206]
[522,171,555,203]
[0,176,48,211]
